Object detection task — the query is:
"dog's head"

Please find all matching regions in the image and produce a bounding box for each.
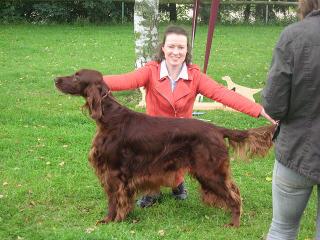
[55,69,109,120]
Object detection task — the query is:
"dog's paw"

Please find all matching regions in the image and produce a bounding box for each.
[95,217,112,225]
[224,222,240,228]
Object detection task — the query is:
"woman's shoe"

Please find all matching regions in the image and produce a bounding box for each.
[136,193,162,208]
[172,182,188,200]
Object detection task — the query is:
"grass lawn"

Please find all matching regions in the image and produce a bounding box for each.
[0,23,317,240]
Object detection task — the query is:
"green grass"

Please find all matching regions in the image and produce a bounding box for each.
[0,24,316,240]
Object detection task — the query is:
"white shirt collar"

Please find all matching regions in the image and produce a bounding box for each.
[160,60,189,81]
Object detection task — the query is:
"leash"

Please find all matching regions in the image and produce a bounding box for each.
[101,90,112,101]
[101,89,123,107]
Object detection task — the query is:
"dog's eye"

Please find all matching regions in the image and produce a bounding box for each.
[73,75,80,82]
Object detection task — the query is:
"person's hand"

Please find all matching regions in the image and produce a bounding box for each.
[260,108,278,125]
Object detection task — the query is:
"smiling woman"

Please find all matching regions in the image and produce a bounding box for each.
[161,33,188,80]
[102,25,275,209]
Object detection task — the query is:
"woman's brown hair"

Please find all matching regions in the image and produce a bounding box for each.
[154,25,192,65]
[298,0,320,19]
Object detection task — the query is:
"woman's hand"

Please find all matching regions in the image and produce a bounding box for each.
[260,108,278,125]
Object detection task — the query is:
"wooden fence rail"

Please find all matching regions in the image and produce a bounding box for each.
[113,0,298,5]
[114,0,298,24]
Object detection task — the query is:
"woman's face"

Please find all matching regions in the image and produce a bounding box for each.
[162,33,188,68]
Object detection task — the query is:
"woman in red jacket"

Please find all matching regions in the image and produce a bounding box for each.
[103,25,275,208]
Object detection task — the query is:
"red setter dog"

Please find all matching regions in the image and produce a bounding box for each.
[55,69,275,227]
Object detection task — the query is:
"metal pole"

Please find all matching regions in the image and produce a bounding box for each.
[122,2,125,24]
[203,0,220,74]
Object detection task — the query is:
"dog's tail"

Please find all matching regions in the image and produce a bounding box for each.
[219,125,276,160]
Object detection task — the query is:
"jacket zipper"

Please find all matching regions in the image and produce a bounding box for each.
[155,88,177,117]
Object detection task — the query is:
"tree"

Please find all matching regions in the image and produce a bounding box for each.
[134,0,159,107]
[169,3,177,22]
[160,3,177,22]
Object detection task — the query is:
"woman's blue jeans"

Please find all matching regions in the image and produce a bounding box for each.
[267,160,320,240]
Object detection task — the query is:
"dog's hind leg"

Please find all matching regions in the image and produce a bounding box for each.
[191,144,242,227]
[195,173,242,227]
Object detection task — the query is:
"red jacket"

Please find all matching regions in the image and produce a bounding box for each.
[103,61,262,118]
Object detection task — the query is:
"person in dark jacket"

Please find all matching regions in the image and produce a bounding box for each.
[262,0,320,238]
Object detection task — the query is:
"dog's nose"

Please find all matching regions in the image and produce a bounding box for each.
[54,77,60,84]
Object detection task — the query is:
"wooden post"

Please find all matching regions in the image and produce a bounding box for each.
[265,2,268,23]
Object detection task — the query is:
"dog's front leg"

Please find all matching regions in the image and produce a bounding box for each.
[97,176,135,224]
[96,173,120,225]
[114,183,135,222]
[96,189,117,225]
[228,209,240,228]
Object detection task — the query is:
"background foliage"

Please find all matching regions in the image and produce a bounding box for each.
[0,0,298,24]
[0,0,133,23]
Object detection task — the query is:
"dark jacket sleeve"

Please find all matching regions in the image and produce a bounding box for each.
[261,30,293,120]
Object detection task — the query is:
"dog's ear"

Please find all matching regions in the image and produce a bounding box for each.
[85,85,103,120]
